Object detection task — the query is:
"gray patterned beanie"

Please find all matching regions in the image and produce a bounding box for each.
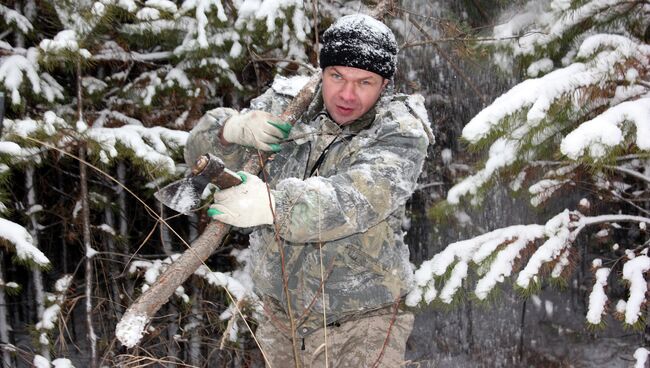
[320,14,398,79]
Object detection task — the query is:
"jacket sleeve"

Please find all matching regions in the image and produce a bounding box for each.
[272,99,430,243]
[183,88,291,169]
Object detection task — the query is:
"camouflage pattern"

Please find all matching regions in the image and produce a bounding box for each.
[185,78,430,339]
[256,299,414,367]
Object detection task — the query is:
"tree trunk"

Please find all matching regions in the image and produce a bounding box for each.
[26,166,49,361]
[117,163,134,299]
[77,55,98,368]
[159,203,179,366]
[0,251,13,368]
[189,286,202,366]
[188,214,202,366]
[80,145,98,368]
[104,204,123,319]
[13,1,24,48]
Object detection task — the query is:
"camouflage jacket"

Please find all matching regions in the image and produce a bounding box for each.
[185,77,431,337]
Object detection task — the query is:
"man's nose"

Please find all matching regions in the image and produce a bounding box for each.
[339,82,356,102]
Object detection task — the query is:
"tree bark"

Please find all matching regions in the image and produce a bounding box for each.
[104,203,124,319]
[0,251,13,368]
[159,202,179,366]
[117,163,134,300]
[80,145,98,368]
[188,285,202,366]
[187,214,202,366]
[26,166,48,361]
[77,56,98,368]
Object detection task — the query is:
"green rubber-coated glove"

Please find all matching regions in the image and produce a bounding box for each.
[208,171,275,227]
[222,110,291,152]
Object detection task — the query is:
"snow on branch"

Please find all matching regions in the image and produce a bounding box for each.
[560,97,650,160]
[0,4,33,33]
[407,222,546,305]
[236,0,307,40]
[87,124,188,173]
[515,210,574,289]
[586,267,610,324]
[0,218,50,268]
[492,0,633,59]
[463,35,648,145]
[32,275,75,368]
[408,209,650,328]
[35,275,73,343]
[0,50,65,106]
[622,255,650,325]
[2,111,188,175]
[128,251,257,305]
[447,32,648,205]
[179,0,228,48]
[635,348,649,368]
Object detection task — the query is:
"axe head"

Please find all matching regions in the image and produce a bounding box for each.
[154,154,242,214]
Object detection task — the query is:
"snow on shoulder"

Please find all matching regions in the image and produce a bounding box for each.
[271,75,311,97]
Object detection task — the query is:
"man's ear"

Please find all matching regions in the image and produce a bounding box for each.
[382,79,389,89]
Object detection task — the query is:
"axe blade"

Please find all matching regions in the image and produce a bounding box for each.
[154,153,242,214]
[154,178,203,215]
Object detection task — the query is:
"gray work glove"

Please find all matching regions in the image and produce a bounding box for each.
[207,172,275,227]
[221,110,291,152]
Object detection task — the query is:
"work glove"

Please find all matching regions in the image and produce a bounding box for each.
[221,110,292,152]
[207,172,275,228]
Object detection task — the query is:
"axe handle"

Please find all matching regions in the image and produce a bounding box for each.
[117,71,321,347]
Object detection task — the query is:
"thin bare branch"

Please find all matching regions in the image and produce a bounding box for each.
[607,165,650,185]
[408,17,487,105]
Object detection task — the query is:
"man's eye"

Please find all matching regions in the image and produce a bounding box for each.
[331,73,342,80]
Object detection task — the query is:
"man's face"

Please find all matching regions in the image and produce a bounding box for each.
[322,66,388,126]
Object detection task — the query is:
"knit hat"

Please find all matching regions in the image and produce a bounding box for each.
[320,14,398,79]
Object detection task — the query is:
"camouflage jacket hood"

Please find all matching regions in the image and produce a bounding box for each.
[185,76,432,336]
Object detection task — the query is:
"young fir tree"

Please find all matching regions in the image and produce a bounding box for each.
[1,0,372,366]
[408,0,650,364]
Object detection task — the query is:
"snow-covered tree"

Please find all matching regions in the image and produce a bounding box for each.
[408,0,650,362]
[407,0,650,355]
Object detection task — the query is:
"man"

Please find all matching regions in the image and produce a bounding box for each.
[185,14,431,367]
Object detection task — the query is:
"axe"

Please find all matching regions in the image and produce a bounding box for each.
[154,153,243,214]
[116,71,322,348]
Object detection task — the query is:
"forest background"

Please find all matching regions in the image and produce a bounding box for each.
[0,0,648,367]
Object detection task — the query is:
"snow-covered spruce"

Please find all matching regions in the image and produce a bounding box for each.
[409,210,650,329]
[407,223,546,305]
[449,20,649,206]
[2,113,188,174]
